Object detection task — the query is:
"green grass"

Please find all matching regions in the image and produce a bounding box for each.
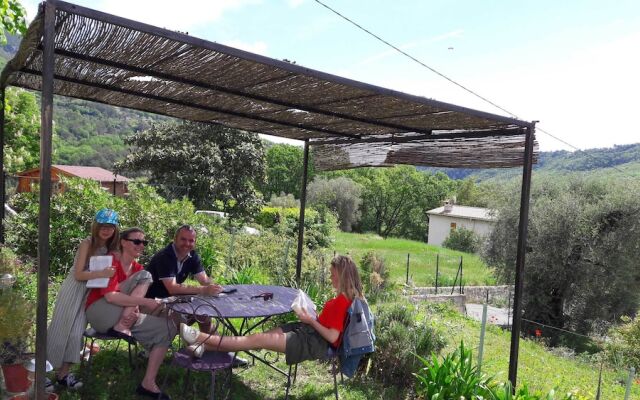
[331,231,496,286]
[54,335,402,400]
[421,303,640,399]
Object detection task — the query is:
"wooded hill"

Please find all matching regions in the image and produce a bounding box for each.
[2,34,638,178]
[423,143,640,182]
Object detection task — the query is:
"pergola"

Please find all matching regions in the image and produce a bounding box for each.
[0,1,537,397]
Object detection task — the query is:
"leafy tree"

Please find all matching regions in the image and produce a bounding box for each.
[483,176,640,340]
[329,166,456,240]
[116,121,265,219]
[307,176,361,232]
[3,88,41,173]
[261,144,314,199]
[0,0,26,45]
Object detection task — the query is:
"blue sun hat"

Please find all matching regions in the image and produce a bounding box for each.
[95,208,119,225]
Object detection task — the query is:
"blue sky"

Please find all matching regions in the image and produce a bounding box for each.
[22,0,640,151]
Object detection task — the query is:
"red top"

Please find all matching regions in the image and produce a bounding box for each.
[318,293,352,347]
[86,256,144,309]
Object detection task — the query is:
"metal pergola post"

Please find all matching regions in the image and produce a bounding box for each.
[295,139,310,285]
[0,87,5,243]
[508,123,536,388]
[35,2,56,398]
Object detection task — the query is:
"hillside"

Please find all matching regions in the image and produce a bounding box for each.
[422,143,640,182]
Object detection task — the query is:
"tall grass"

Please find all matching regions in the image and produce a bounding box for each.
[331,231,496,286]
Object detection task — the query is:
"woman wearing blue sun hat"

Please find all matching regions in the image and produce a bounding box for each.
[46,208,120,391]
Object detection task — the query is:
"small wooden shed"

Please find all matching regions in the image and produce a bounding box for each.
[15,164,129,196]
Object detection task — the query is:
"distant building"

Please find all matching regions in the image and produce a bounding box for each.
[427,203,495,246]
[15,165,129,196]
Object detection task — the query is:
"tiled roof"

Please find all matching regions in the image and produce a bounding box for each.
[53,165,129,182]
[427,205,495,221]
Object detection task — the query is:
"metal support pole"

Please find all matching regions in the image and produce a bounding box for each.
[405,253,409,285]
[0,88,5,243]
[459,256,463,294]
[435,254,439,294]
[507,123,536,388]
[294,140,309,285]
[478,302,488,374]
[35,2,56,398]
[624,367,635,400]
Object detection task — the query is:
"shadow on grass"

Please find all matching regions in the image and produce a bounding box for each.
[56,344,407,400]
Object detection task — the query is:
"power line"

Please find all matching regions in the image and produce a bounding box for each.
[313,0,640,183]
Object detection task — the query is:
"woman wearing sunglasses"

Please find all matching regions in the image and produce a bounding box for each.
[85,228,176,400]
[46,208,120,391]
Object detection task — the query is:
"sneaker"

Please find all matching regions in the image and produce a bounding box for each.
[57,373,83,390]
[186,343,205,358]
[179,322,200,345]
[230,353,248,368]
[45,377,55,393]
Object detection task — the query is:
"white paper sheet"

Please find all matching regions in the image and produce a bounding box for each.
[86,255,113,288]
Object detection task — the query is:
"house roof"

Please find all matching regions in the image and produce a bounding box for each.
[17,165,129,182]
[427,205,495,222]
[0,0,537,171]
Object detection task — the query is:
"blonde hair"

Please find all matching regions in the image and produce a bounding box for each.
[331,255,364,300]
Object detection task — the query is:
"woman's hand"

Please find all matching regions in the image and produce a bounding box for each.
[296,308,316,325]
[99,267,115,279]
[144,297,162,311]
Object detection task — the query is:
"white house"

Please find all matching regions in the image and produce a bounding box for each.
[427,204,495,246]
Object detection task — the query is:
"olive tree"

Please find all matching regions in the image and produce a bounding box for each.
[484,175,640,340]
[307,177,361,232]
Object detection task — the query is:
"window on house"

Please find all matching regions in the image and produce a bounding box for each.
[450,222,457,231]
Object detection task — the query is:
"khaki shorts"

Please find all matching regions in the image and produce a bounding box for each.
[281,322,329,365]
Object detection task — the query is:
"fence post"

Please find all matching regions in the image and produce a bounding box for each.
[459,256,463,294]
[478,301,488,374]
[435,254,439,294]
[406,253,410,285]
[595,361,603,400]
[624,367,635,400]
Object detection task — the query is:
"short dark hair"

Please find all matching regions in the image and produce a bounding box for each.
[121,227,145,241]
[174,224,196,241]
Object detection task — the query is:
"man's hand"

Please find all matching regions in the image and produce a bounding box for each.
[121,306,140,328]
[201,284,223,296]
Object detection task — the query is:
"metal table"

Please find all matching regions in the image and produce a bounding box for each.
[168,284,299,376]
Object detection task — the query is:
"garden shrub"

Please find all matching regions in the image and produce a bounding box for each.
[443,227,480,253]
[605,315,640,370]
[359,251,390,302]
[6,178,199,276]
[415,341,582,400]
[255,206,336,249]
[370,301,446,386]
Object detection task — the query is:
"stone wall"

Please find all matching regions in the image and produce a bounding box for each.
[412,285,513,306]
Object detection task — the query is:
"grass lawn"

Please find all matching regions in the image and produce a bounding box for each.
[421,303,640,399]
[52,303,639,399]
[331,231,496,286]
[55,337,403,400]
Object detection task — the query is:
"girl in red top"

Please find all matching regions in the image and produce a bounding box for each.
[179,255,364,365]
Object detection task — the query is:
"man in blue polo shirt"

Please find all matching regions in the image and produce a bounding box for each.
[146,224,223,299]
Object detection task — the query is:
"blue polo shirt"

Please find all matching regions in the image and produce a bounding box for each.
[145,243,205,298]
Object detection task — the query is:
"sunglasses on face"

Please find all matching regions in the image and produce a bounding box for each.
[251,292,273,301]
[123,238,148,246]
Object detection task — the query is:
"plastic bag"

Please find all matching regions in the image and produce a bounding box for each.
[291,289,317,319]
